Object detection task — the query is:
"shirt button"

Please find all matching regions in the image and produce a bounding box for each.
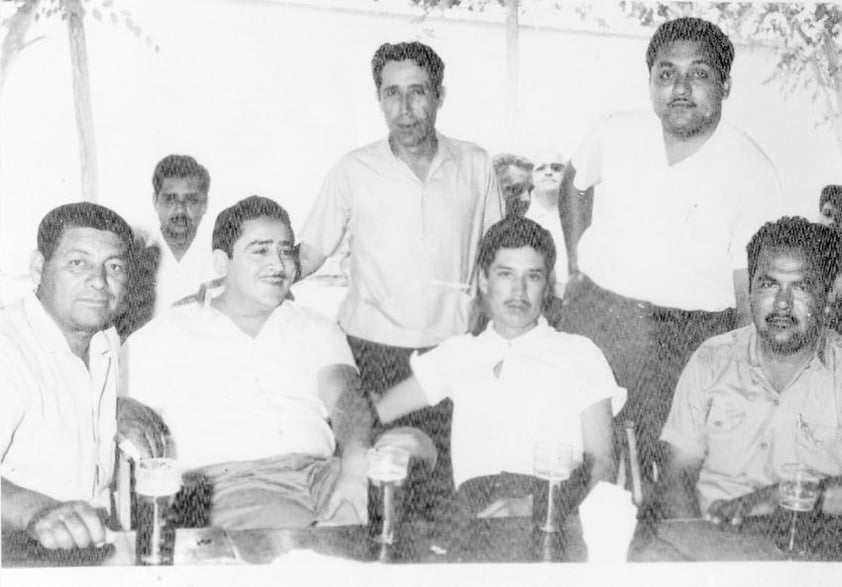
[773,399,780,406]
[760,442,769,449]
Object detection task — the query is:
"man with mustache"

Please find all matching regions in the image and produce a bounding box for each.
[122,196,371,529]
[146,154,218,317]
[660,217,842,523]
[1,203,166,550]
[297,42,503,517]
[560,17,784,478]
[375,217,624,517]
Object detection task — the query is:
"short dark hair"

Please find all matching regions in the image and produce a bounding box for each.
[819,184,842,209]
[477,216,556,278]
[37,202,135,263]
[152,154,211,197]
[747,216,842,293]
[212,195,293,257]
[645,17,734,82]
[371,42,445,98]
[493,153,534,177]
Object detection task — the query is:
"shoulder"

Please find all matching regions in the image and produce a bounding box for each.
[126,303,203,349]
[715,119,778,171]
[0,303,35,362]
[685,325,751,372]
[279,302,346,339]
[441,134,491,159]
[335,140,389,168]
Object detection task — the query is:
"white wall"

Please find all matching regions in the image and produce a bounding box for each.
[1,0,839,289]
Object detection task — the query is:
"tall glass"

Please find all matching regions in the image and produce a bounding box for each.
[367,446,410,545]
[776,463,822,556]
[135,458,182,566]
[532,441,574,533]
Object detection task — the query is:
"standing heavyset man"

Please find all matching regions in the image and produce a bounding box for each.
[560,17,784,474]
[297,42,503,515]
[1,203,165,550]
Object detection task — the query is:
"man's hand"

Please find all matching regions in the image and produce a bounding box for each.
[116,397,169,459]
[322,452,368,525]
[27,501,114,550]
[705,485,778,527]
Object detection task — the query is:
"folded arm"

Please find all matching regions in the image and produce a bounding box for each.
[116,397,169,459]
[559,163,593,278]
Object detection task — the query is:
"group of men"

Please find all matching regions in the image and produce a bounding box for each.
[3,16,842,553]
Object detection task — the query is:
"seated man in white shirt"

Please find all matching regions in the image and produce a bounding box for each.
[122,196,371,529]
[376,217,625,518]
[1,203,166,550]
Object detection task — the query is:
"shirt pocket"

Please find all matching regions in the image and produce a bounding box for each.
[704,400,748,477]
[795,418,842,475]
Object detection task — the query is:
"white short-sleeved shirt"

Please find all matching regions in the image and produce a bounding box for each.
[122,298,356,470]
[410,319,626,487]
[572,110,784,311]
[523,199,569,298]
[0,295,118,507]
[662,326,842,514]
[146,223,218,315]
[299,133,503,348]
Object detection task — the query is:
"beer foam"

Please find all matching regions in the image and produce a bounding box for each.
[135,458,183,497]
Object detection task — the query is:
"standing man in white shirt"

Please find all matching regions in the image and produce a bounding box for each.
[297,42,503,516]
[560,17,784,478]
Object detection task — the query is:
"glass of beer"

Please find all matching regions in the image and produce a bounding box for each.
[367,446,410,545]
[776,463,822,555]
[532,441,574,533]
[135,458,182,565]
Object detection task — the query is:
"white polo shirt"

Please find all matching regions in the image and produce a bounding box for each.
[299,133,503,348]
[122,298,357,470]
[410,319,626,487]
[147,223,218,315]
[572,110,784,311]
[0,295,118,508]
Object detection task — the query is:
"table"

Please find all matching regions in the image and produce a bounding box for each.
[4,515,842,567]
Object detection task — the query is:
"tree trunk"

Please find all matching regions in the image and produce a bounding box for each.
[0,0,41,96]
[504,0,519,148]
[64,0,98,202]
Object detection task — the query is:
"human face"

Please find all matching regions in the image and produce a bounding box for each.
[532,161,564,193]
[215,217,297,315]
[649,40,730,139]
[154,176,208,243]
[32,227,128,338]
[500,165,531,200]
[819,200,842,231]
[479,246,549,340]
[751,247,827,356]
[379,59,443,150]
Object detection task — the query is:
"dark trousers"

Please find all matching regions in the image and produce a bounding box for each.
[559,275,736,477]
[347,336,454,521]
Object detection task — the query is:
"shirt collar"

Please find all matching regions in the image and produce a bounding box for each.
[478,316,552,348]
[746,324,831,370]
[382,131,455,165]
[22,292,113,359]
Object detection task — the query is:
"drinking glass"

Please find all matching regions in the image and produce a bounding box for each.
[532,441,574,533]
[777,463,822,555]
[367,446,410,545]
[135,458,182,565]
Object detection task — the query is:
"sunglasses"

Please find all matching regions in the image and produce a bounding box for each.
[535,163,564,173]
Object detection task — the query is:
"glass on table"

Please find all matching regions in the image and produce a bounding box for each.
[776,463,823,556]
[532,441,575,533]
[367,446,410,545]
[134,457,182,566]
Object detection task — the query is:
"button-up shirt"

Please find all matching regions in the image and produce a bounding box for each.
[0,295,118,507]
[299,133,503,348]
[662,325,842,513]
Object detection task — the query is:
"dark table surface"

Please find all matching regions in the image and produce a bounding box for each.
[4,514,842,567]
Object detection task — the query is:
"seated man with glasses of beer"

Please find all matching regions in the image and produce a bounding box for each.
[375,217,625,519]
[660,217,842,525]
[122,196,372,530]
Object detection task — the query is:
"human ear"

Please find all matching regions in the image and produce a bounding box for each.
[30,251,45,289]
[212,249,229,278]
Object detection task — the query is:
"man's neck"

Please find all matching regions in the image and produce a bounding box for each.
[662,119,719,166]
[211,294,274,338]
[531,188,559,212]
[162,231,195,262]
[757,338,819,393]
[389,134,438,180]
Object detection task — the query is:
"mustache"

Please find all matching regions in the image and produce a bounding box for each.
[766,312,796,325]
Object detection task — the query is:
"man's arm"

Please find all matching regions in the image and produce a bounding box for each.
[559,163,593,277]
[317,364,372,523]
[116,397,169,458]
[659,444,704,519]
[580,399,615,489]
[297,242,328,281]
[733,268,751,327]
[1,479,110,549]
[375,375,431,425]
